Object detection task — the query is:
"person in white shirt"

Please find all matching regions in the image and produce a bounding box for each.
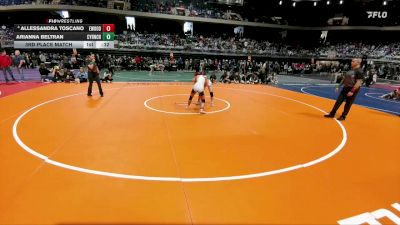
[186,68,208,114]
[197,73,214,107]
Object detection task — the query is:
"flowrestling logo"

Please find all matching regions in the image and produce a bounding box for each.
[366,11,388,19]
[338,202,400,224]
[47,19,84,24]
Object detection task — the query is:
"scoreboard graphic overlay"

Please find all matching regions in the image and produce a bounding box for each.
[14,24,115,49]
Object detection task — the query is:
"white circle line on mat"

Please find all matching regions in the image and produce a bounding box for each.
[12,86,347,182]
[144,94,230,115]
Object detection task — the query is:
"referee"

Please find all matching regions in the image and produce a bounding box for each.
[87,54,104,97]
[324,58,363,121]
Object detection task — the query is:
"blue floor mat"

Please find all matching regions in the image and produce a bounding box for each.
[278,84,400,116]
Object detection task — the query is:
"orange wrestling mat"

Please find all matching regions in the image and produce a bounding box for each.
[0,82,399,225]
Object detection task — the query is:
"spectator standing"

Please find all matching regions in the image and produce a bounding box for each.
[13,50,25,82]
[0,49,17,83]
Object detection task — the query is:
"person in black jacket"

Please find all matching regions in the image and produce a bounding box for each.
[87,54,103,97]
[38,63,51,82]
[324,58,364,121]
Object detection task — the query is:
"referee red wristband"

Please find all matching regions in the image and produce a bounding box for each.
[351,87,357,92]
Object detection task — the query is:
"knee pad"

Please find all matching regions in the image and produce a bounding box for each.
[199,92,205,97]
[202,99,205,103]
[189,96,193,100]
[210,92,214,97]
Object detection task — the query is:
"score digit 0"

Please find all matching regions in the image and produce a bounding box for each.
[102,24,115,32]
[102,32,115,41]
